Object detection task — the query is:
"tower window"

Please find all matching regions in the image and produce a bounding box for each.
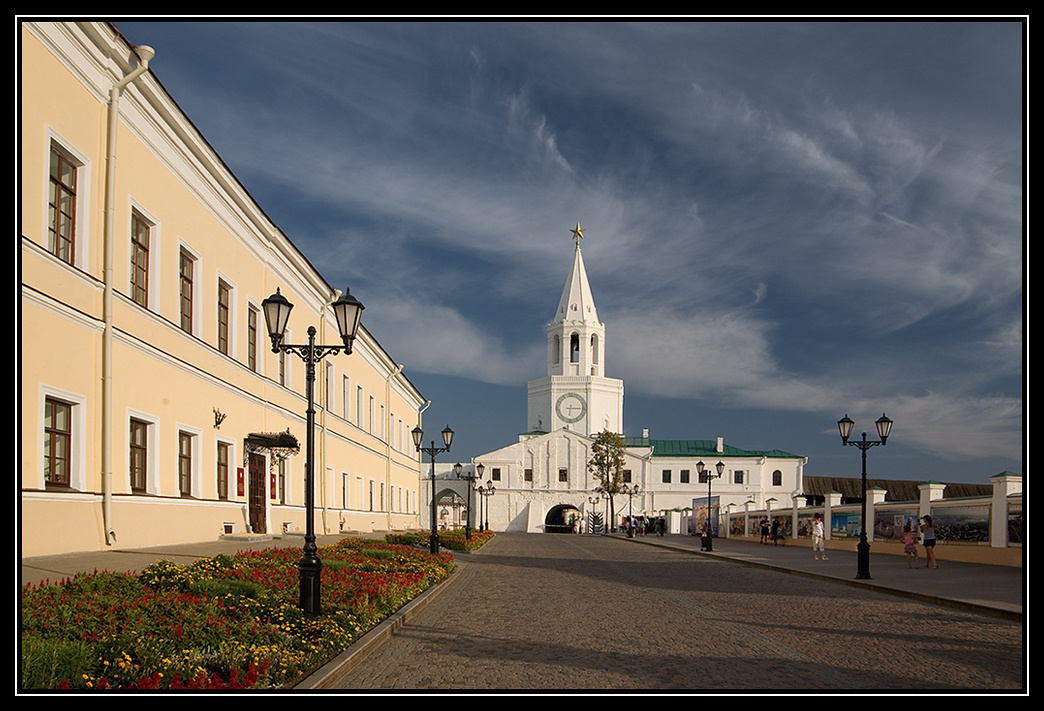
[570,334,580,363]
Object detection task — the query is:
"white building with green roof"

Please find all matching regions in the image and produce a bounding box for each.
[466,227,806,534]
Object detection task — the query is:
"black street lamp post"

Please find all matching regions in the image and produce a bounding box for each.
[696,460,725,551]
[413,424,454,555]
[261,287,364,619]
[476,480,486,530]
[476,481,496,530]
[456,463,483,539]
[837,413,894,580]
[622,484,640,536]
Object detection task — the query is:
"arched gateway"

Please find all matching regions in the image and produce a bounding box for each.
[545,504,582,533]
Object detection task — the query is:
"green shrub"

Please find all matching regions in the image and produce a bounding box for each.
[21,635,95,690]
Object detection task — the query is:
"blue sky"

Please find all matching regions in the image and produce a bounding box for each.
[113,20,1025,485]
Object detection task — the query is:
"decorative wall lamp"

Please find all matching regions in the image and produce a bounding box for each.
[261,287,364,618]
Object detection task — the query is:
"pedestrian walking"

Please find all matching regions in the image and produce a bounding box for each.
[771,518,780,546]
[901,523,919,568]
[812,512,827,560]
[760,517,769,544]
[920,515,939,569]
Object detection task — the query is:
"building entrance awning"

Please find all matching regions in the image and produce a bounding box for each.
[244,430,300,455]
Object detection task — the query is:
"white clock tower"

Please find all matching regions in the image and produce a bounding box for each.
[527,224,624,436]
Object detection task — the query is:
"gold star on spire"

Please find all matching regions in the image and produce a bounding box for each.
[570,222,586,247]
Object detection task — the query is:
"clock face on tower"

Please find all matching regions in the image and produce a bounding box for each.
[555,392,588,424]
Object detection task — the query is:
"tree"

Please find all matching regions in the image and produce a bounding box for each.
[588,430,627,531]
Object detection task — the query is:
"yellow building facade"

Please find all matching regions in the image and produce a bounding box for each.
[20,21,427,557]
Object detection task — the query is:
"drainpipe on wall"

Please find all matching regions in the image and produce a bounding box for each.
[417,400,430,528]
[101,43,154,546]
[318,297,330,538]
[385,363,404,531]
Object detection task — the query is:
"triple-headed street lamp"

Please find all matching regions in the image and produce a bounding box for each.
[261,287,365,619]
[696,460,725,551]
[837,413,894,580]
[412,424,454,555]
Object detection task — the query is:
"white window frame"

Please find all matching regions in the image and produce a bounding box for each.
[215,435,237,501]
[176,424,203,499]
[44,128,93,269]
[128,199,161,311]
[177,240,202,337]
[38,385,87,491]
[215,271,238,359]
[126,408,161,495]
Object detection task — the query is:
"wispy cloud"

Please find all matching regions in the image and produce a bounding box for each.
[118,20,1023,480]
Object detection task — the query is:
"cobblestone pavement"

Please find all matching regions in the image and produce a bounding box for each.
[325,533,1024,692]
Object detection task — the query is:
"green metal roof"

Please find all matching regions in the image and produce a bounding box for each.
[623,437,801,459]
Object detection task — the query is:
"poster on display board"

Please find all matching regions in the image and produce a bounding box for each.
[874,511,919,542]
[932,506,990,543]
[830,513,861,539]
[690,496,720,536]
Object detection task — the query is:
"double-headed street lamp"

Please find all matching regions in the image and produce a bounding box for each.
[412,424,454,555]
[476,481,496,530]
[622,483,640,516]
[621,483,640,536]
[837,413,894,580]
[261,287,364,619]
[456,463,484,539]
[599,487,613,532]
[587,495,601,533]
[696,460,725,551]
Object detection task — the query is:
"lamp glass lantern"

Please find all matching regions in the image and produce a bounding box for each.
[837,414,855,444]
[261,288,293,350]
[875,414,893,443]
[331,288,365,351]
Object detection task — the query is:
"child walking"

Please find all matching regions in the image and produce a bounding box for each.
[812,512,827,560]
[901,523,919,568]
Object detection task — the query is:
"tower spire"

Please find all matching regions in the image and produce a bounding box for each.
[527,222,623,436]
[570,222,585,248]
[556,223,598,325]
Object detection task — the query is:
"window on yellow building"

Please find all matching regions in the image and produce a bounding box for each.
[48,146,77,265]
[217,280,231,354]
[178,432,193,497]
[179,249,194,333]
[247,305,258,371]
[44,397,72,487]
[131,213,151,308]
[130,419,148,492]
[217,441,230,500]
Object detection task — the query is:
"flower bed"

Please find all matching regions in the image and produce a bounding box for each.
[20,537,454,690]
[385,528,495,552]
